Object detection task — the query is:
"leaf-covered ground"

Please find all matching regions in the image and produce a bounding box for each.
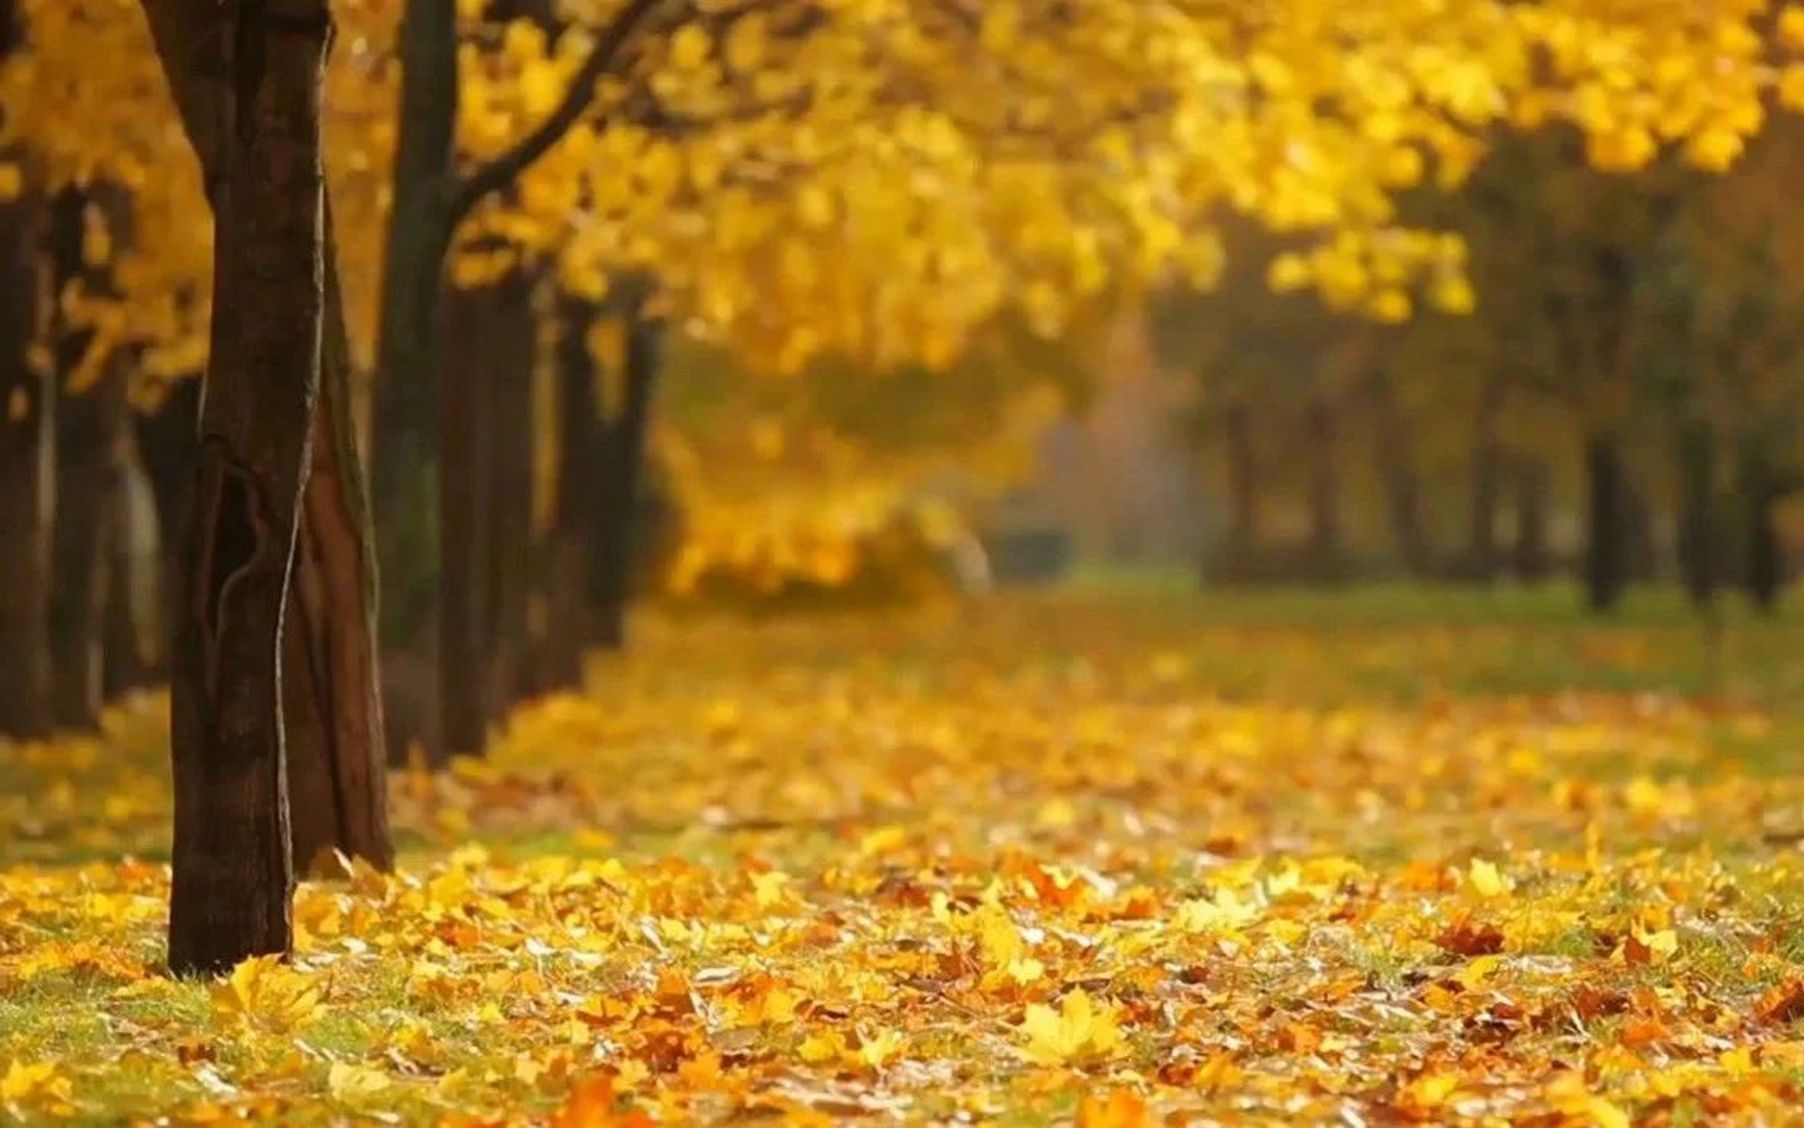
[8,588,1804,1125]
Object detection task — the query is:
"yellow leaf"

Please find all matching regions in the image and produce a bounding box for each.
[723,12,767,71]
[1467,858,1508,898]
[1685,129,1744,174]
[857,1029,904,1072]
[1779,66,1804,114]
[1781,6,1804,50]
[1019,989,1124,1065]
[0,1060,69,1104]
[0,164,21,202]
[212,954,323,1032]
[327,1062,391,1101]
[668,24,711,69]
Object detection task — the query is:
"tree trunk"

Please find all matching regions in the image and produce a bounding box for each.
[438,281,494,762]
[1676,422,1719,608]
[592,311,659,650]
[47,187,128,731]
[102,443,161,697]
[481,271,535,713]
[0,187,53,740]
[1218,402,1260,582]
[1511,459,1551,583]
[370,0,459,654]
[1742,451,1784,613]
[136,378,202,673]
[1304,400,1343,583]
[1466,377,1504,582]
[536,297,603,691]
[1369,372,1432,577]
[1583,429,1630,612]
[161,0,329,975]
[283,224,394,872]
[436,269,537,755]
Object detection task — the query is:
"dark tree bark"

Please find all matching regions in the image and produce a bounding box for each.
[370,0,660,665]
[0,184,53,739]
[592,310,659,650]
[143,0,392,879]
[102,443,161,697]
[1741,451,1784,613]
[1217,402,1260,582]
[47,188,129,730]
[1676,422,1720,608]
[151,0,330,975]
[438,281,495,762]
[368,0,459,653]
[1369,370,1432,577]
[535,297,603,690]
[1465,377,1505,582]
[1511,459,1551,583]
[284,229,394,871]
[136,378,202,672]
[436,268,536,757]
[482,272,536,712]
[1303,399,1344,583]
[1583,429,1631,612]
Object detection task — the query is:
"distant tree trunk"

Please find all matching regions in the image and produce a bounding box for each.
[434,270,538,757]
[47,188,127,730]
[482,271,536,712]
[1741,451,1784,613]
[1676,422,1719,608]
[370,0,459,656]
[1217,402,1259,581]
[102,444,160,697]
[592,310,659,650]
[1466,377,1505,582]
[283,226,394,872]
[1583,429,1631,612]
[155,0,329,975]
[439,281,494,763]
[536,296,602,690]
[1304,400,1343,582]
[135,378,201,670]
[0,186,53,739]
[1511,459,1551,583]
[1369,372,1432,577]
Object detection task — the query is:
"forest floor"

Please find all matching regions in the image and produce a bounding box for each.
[7,586,1804,1124]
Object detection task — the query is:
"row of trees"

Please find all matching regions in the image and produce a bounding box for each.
[2,0,1802,971]
[1160,118,1804,611]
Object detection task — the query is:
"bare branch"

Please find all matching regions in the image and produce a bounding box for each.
[447,0,666,225]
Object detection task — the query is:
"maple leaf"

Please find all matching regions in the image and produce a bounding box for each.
[211,955,323,1033]
[1019,989,1125,1065]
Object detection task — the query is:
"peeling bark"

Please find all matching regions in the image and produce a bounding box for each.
[284,227,393,871]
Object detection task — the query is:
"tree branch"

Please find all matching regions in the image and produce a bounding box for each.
[447,0,665,225]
